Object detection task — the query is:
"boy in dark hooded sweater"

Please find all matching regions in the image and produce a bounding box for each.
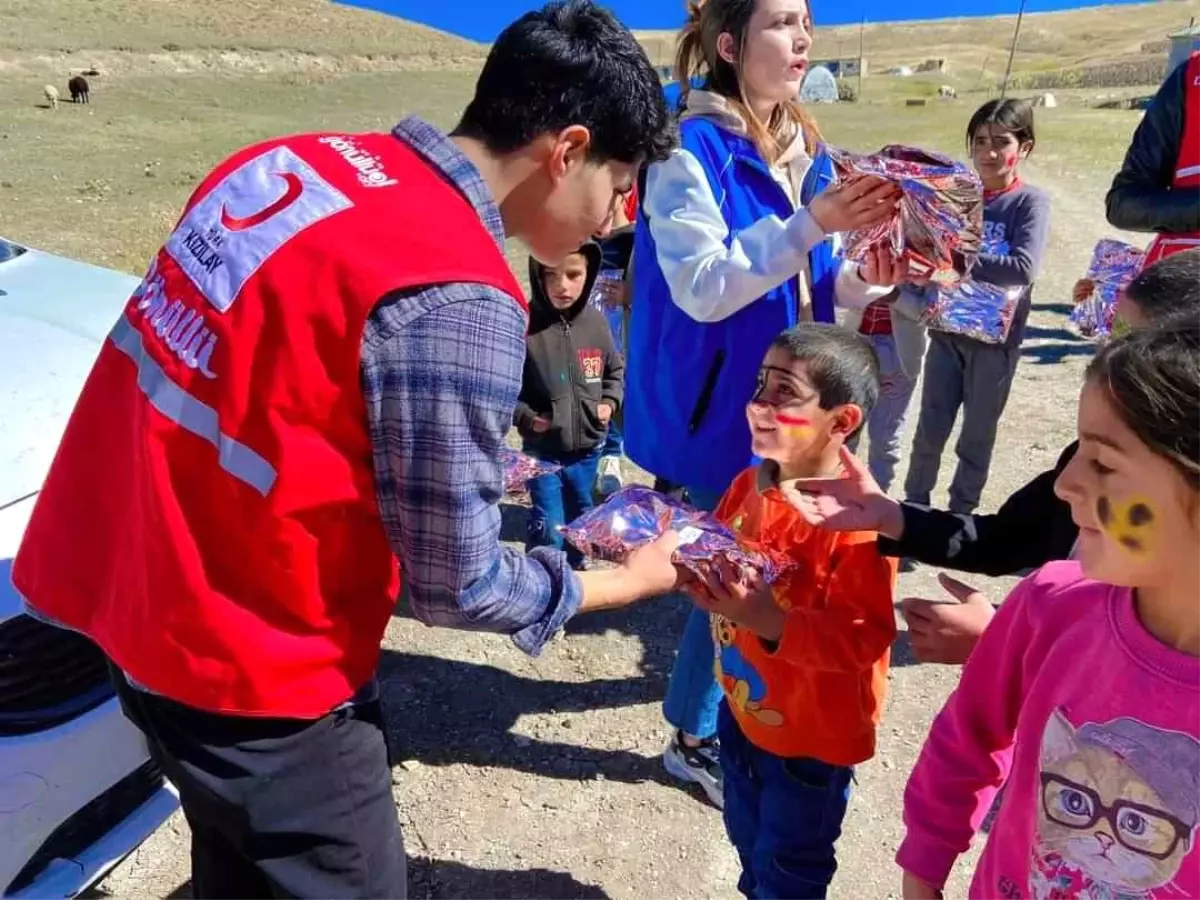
[516,243,625,568]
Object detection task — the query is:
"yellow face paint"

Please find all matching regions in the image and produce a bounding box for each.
[775,412,815,440]
[1095,494,1155,556]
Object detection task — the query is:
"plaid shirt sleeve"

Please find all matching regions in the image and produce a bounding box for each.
[360,283,582,655]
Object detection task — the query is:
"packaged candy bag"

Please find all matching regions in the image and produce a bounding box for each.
[924,281,1023,344]
[824,144,985,285]
[560,486,792,583]
[499,448,562,495]
[588,268,626,350]
[1068,239,1145,342]
[922,237,1021,344]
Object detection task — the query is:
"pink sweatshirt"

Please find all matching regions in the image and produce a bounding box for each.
[898,561,1200,900]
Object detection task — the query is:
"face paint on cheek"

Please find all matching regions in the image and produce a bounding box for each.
[1095,494,1156,556]
[775,412,815,439]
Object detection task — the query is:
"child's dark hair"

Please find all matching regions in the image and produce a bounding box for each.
[1086,315,1200,488]
[1125,249,1200,324]
[675,0,822,160]
[769,324,880,433]
[966,99,1036,151]
[454,1,674,166]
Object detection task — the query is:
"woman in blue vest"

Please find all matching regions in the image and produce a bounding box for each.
[624,0,905,806]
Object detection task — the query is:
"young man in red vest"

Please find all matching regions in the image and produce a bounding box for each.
[1106,50,1200,264]
[11,2,676,897]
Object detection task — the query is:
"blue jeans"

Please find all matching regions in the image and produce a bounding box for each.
[601,420,623,457]
[660,483,726,739]
[526,446,602,568]
[719,705,853,900]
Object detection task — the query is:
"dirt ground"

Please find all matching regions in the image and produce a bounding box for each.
[0,34,1148,898]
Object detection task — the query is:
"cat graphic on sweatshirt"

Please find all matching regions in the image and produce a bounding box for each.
[1030,709,1200,900]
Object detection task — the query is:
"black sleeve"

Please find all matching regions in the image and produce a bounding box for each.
[877,443,1080,576]
[1105,61,1200,234]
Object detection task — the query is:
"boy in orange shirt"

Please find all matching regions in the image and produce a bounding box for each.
[686,323,898,900]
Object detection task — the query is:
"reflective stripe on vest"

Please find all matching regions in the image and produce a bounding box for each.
[109,314,278,496]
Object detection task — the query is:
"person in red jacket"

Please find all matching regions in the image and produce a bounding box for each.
[1106,51,1200,264]
[11,3,678,898]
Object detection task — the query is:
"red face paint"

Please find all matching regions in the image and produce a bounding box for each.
[775,413,811,428]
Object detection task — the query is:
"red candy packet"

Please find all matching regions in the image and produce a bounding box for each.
[823,143,985,285]
[560,486,794,584]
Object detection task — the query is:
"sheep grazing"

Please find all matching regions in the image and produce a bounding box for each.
[69,75,90,104]
[43,84,60,110]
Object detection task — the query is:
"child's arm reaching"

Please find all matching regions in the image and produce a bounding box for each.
[896,576,1037,895]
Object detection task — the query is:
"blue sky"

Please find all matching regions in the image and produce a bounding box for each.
[336,0,1153,43]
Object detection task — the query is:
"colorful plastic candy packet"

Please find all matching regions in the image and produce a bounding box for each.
[1068,239,1146,342]
[499,448,562,495]
[588,268,626,349]
[922,237,1022,344]
[559,486,793,584]
[824,143,985,285]
[924,280,1023,344]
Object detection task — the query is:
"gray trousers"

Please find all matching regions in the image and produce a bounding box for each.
[847,333,919,494]
[903,331,1020,514]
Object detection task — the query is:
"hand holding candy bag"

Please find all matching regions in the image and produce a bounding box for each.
[1068,239,1145,342]
[560,486,793,583]
[499,448,563,495]
[824,144,985,285]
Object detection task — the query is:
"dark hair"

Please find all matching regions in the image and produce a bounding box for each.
[769,323,880,431]
[966,98,1036,151]
[453,1,673,166]
[1125,249,1200,324]
[675,0,822,161]
[1086,315,1200,488]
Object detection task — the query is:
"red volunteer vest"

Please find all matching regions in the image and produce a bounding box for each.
[1144,51,1200,267]
[12,131,526,717]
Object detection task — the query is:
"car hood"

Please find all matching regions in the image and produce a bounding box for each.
[0,243,139,508]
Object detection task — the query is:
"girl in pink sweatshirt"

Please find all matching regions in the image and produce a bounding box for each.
[898,318,1200,900]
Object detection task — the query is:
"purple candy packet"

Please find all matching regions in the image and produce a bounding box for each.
[560,486,792,583]
[1068,239,1145,342]
[500,448,562,495]
[824,143,985,285]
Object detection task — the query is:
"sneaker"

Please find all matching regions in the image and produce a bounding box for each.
[595,455,624,497]
[899,557,919,573]
[663,730,724,809]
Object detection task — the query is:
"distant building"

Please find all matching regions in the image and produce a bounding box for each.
[810,57,867,79]
[1167,21,1200,78]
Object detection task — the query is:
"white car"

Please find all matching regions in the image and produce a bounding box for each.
[0,236,179,898]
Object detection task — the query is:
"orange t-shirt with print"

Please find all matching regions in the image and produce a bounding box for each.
[710,465,898,765]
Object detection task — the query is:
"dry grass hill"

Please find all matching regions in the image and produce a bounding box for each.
[3,0,1194,83]
[0,0,488,77]
[638,0,1196,92]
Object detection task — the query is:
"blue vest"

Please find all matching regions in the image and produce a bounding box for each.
[624,117,838,495]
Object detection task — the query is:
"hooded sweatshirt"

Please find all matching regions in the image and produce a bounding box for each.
[515,242,625,458]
